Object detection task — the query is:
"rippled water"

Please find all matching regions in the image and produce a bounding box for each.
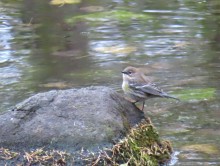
[1,0,220,165]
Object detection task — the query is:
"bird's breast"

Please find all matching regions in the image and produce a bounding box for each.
[122,81,130,92]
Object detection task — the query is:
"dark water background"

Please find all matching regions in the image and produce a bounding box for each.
[1,0,220,165]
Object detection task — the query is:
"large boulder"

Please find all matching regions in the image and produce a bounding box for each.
[0,86,144,152]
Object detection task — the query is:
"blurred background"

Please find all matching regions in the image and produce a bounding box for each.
[0,0,220,165]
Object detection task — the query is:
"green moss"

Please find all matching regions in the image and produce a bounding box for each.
[66,10,151,24]
[173,88,215,101]
[90,119,173,166]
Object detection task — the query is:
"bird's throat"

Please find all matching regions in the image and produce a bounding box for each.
[122,81,130,92]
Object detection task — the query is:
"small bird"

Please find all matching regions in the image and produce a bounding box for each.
[121,66,179,111]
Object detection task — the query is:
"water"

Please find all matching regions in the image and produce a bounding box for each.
[0,0,220,165]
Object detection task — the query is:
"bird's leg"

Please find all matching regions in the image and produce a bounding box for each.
[132,101,138,107]
[132,101,145,111]
[141,101,145,111]
[132,101,140,110]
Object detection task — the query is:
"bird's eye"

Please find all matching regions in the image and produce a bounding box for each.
[128,71,132,75]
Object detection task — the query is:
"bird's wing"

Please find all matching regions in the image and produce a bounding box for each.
[130,82,179,100]
[129,82,163,96]
[136,83,165,96]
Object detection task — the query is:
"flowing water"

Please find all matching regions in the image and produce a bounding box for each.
[0,0,220,165]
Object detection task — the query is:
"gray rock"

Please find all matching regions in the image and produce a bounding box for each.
[0,86,144,152]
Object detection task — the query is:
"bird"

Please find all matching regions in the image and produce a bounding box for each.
[121,66,179,111]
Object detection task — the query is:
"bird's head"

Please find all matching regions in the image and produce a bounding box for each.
[121,66,139,80]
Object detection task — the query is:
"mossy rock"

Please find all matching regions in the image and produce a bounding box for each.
[88,118,173,166]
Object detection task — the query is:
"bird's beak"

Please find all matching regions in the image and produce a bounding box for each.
[121,71,127,74]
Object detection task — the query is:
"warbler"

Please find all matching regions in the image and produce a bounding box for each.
[121,66,179,111]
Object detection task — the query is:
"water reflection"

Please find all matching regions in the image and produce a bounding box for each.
[0,2,28,110]
[0,0,220,165]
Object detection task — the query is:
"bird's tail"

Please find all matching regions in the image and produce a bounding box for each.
[163,94,180,101]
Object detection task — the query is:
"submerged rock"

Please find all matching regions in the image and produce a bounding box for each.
[0,86,144,152]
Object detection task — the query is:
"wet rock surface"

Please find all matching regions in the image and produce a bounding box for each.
[0,86,144,152]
